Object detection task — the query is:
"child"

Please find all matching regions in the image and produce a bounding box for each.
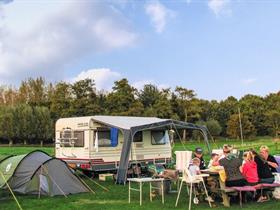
[241,151,259,185]
[208,153,220,169]
[189,157,214,204]
[189,157,201,176]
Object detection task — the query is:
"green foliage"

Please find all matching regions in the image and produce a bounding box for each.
[13,104,34,144]
[227,114,256,139]
[0,106,15,145]
[138,84,160,108]
[1,76,280,144]
[33,106,53,144]
[206,119,222,137]
[106,78,136,115]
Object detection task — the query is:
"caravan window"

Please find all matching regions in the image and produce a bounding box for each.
[97,130,111,147]
[73,131,84,147]
[59,130,84,147]
[151,130,167,145]
[133,131,143,142]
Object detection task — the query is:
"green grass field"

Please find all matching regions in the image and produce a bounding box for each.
[0,138,280,210]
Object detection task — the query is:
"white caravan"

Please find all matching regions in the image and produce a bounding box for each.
[55,116,173,172]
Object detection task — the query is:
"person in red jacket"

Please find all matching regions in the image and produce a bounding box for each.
[241,151,259,185]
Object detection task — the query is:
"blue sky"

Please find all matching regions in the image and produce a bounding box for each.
[0,0,280,100]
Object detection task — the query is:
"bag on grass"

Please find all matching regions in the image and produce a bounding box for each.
[272,187,280,200]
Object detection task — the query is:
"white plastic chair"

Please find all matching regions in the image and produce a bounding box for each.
[175,167,212,210]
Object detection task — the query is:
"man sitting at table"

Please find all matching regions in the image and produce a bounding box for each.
[193,147,206,170]
[219,147,247,187]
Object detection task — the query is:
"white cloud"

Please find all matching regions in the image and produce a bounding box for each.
[0,1,137,84]
[208,0,232,17]
[72,68,121,91]
[145,1,175,33]
[242,78,257,85]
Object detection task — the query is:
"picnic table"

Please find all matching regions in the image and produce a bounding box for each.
[127,177,165,206]
[201,169,236,207]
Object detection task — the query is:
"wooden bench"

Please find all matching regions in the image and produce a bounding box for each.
[218,178,237,207]
[220,181,280,207]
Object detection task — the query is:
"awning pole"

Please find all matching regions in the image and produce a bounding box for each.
[0,170,23,210]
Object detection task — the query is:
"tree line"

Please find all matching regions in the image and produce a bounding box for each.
[0,77,279,145]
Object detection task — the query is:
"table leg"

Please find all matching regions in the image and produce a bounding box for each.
[239,191,242,207]
[140,182,142,206]
[150,182,152,202]
[189,183,192,210]
[128,181,131,203]
[161,180,164,204]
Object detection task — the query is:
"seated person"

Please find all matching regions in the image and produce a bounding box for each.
[208,153,220,169]
[242,151,248,165]
[193,147,206,170]
[241,151,259,185]
[189,158,214,203]
[218,144,233,160]
[260,145,279,173]
[189,157,201,176]
[219,147,247,187]
[252,149,275,184]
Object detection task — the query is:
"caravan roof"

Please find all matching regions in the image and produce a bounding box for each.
[56,115,168,131]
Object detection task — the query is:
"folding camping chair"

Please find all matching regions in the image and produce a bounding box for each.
[175,167,212,210]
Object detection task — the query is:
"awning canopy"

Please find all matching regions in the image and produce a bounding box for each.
[91,116,211,184]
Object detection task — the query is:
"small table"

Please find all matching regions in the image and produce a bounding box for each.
[127,177,165,206]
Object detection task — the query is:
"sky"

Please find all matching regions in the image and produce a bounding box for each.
[0,0,280,100]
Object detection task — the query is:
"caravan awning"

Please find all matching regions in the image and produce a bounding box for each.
[90,116,210,184]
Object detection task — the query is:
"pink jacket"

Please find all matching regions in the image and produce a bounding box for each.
[242,160,259,183]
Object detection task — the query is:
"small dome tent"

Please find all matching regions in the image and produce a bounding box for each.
[0,151,89,196]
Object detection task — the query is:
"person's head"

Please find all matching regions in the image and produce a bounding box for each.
[246,151,254,161]
[250,149,258,156]
[194,147,203,158]
[243,151,248,160]
[192,157,201,166]
[211,153,219,161]
[260,145,269,159]
[223,144,232,155]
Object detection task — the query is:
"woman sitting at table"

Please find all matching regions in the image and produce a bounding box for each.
[240,151,259,185]
[252,148,276,184]
[219,147,247,187]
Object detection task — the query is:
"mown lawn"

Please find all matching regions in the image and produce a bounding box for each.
[1,177,280,210]
[0,138,280,210]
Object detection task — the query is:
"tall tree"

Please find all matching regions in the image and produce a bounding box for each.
[13,104,34,144]
[227,114,256,139]
[27,77,47,106]
[0,106,15,146]
[239,94,266,136]
[138,84,161,108]
[217,96,238,135]
[206,119,222,138]
[34,106,53,146]
[153,88,173,118]
[264,93,280,137]
[70,79,99,116]
[49,82,72,119]
[175,86,196,140]
[106,78,136,115]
